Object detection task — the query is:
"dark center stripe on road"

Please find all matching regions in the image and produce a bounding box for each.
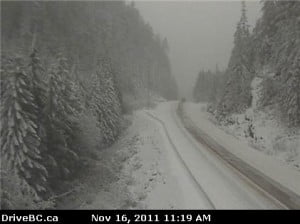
[177,102,300,209]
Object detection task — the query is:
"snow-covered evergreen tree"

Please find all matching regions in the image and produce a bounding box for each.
[44,54,80,179]
[89,57,121,145]
[253,0,300,126]
[280,53,300,126]
[1,56,47,197]
[217,1,254,118]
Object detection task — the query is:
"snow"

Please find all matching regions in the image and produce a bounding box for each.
[123,111,208,209]
[184,102,300,197]
[224,76,300,171]
[147,102,285,209]
[204,74,299,172]
[74,108,209,209]
[76,100,298,209]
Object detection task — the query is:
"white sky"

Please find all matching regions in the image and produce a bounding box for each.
[135,0,261,98]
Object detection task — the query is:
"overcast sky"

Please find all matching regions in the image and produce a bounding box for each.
[135,0,262,98]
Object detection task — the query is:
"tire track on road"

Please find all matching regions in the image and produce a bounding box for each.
[145,111,216,209]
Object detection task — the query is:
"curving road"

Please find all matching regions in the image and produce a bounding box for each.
[146,102,288,209]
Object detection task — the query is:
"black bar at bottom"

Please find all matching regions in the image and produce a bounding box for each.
[0,210,299,224]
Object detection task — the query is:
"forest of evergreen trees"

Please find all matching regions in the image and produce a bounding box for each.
[0,1,178,209]
[193,67,225,104]
[193,0,300,127]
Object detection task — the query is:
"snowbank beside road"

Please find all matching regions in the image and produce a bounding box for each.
[219,77,300,171]
[184,102,300,198]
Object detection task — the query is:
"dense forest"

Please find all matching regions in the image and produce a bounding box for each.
[193,0,300,127]
[0,1,178,209]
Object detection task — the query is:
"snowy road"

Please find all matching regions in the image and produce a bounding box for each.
[147,102,289,209]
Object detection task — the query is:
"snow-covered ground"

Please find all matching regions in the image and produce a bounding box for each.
[215,77,300,171]
[184,102,300,199]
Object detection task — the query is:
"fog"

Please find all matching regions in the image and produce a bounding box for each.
[136,0,261,98]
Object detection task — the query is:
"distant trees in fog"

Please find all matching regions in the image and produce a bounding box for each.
[193,67,225,104]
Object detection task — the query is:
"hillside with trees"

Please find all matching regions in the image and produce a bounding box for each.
[0,1,177,209]
[193,0,300,127]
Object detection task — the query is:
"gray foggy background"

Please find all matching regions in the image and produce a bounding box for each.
[135,0,261,98]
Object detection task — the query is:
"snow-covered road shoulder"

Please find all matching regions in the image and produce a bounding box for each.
[120,111,185,209]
